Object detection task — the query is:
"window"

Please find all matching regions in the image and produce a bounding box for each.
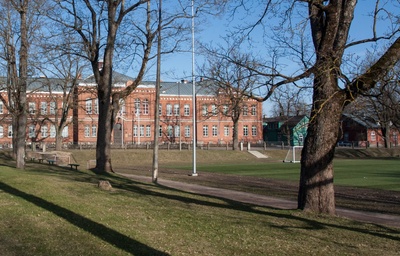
[184,104,190,116]
[371,131,376,141]
[41,126,48,137]
[251,105,256,116]
[94,99,99,114]
[185,125,190,137]
[212,125,218,137]
[174,104,180,116]
[92,125,97,137]
[223,105,228,115]
[203,125,208,137]
[119,99,125,115]
[84,125,90,137]
[29,125,35,138]
[0,125,3,138]
[50,102,56,115]
[0,101,3,114]
[86,99,92,114]
[174,126,180,137]
[8,125,12,138]
[243,105,248,116]
[29,102,36,114]
[224,125,229,136]
[140,125,144,137]
[143,99,149,115]
[252,125,257,136]
[62,126,68,138]
[202,104,207,116]
[243,125,248,136]
[50,125,56,138]
[146,125,151,137]
[158,104,162,116]
[166,104,172,116]
[41,102,47,115]
[133,125,138,137]
[212,104,217,116]
[167,125,173,137]
[134,99,141,115]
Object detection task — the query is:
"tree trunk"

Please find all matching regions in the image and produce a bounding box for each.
[95,78,113,173]
[298,72,346,215]
[232,119,239,150]
[15,4,29,169]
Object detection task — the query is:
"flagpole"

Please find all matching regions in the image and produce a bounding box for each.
[191,0,197,176]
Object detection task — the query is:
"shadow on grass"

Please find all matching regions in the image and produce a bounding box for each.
[96,171,400,242]
[0,181,169,256]
[20,165,400,243]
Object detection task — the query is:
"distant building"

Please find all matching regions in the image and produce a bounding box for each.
[0,73,264,148]
[263,115,309,146]
[339,114,399,147]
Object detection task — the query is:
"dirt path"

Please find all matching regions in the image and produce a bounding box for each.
[118,172,400,229]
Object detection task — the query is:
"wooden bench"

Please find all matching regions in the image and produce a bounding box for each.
[47,159,56,165]
[38,159,44,163]
[68,163,80,170]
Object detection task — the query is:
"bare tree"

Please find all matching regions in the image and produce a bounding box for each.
[0,0,45,169]
[346,64,400,148]
[200,44,263,150]
[218,1,400,214]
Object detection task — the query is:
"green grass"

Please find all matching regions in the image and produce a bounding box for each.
[0,159,399,255]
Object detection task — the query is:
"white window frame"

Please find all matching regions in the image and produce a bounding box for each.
[62,126,68,138]
[0,125,3,138]
[166,104,172,116]
[174,104,180,116]
[8,125,12,138]
[50,101,56,115]
[243,125,248,136]
[203,125,208,137]
[41,126,48,137]
[185,125,190,137]
[143,99,149,115]
[92,125,97,137]
[252,125,257,136]
[146,125,151,137]
[212,125,218,137]
[184,104,190,116]
[50,125,56,138]
[224,125,229,136]
[41,102,47,115]
[86,99,92,114]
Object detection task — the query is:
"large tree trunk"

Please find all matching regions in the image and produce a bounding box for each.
[15,4,28,169]
[232,119,239,150]
[298,71,346,215]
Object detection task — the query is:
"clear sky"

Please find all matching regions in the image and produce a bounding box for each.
[138,1,399,116]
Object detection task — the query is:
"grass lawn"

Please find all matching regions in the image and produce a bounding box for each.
[0,158,399,255]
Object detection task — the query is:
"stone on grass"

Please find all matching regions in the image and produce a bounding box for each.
[98,180,112,191]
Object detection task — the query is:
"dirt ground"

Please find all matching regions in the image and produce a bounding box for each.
[118,166,400,216]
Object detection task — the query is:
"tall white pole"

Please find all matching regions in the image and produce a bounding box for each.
[191,0,197,176]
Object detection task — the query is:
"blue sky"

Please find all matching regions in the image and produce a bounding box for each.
[139,1,399,116]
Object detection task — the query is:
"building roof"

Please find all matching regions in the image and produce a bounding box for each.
[342,113,380,129]
[263,115,308,127]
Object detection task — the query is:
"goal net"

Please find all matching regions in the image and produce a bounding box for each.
[283,146,303,163]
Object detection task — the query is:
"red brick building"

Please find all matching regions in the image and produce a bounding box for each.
[0,74,264,148]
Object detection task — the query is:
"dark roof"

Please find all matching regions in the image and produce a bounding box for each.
[263,115,307,126]
[341,113,380,128]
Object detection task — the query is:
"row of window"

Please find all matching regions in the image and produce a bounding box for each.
[0,125,68,138]
[126,124,258,138]
[0,102,58,115]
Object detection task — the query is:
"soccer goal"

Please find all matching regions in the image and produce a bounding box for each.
[283,146,303,163]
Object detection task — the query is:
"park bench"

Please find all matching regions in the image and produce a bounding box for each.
[47,159,56,165]
[68,163,80,170]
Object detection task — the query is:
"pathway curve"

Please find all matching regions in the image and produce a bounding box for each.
[118,173,400,229]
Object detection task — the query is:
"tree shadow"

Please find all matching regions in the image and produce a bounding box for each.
[0,181,169,256]
[22,166,400,243]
